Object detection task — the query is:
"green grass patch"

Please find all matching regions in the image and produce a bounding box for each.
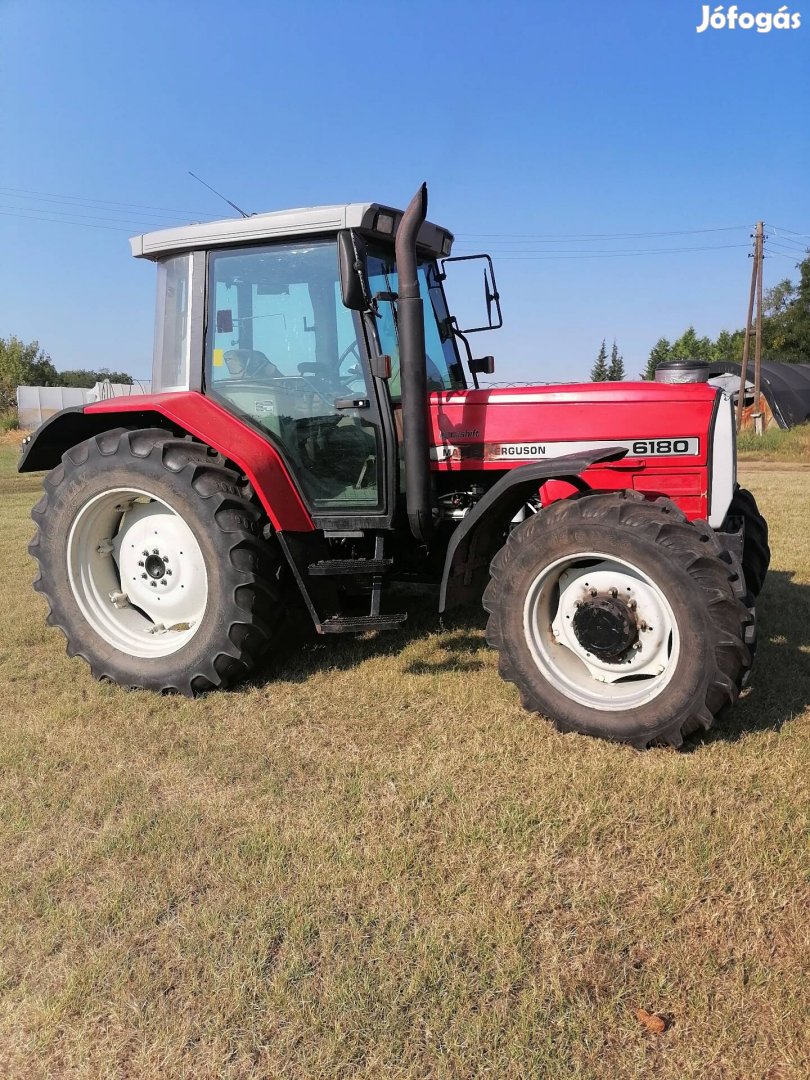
[738,421,810,461]
[0,408,20,433]
[0,444,808,1078]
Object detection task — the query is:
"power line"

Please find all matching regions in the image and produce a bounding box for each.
[473,244,750,261]
[454,225,747,242]
[766,223,810,239]
[0,185,217,218]
[767,241,807,255]
[0,201,180,229]
[454,243,748,256]
[766,237,808,255]
[0,208,161,232]
[766,234,808,252]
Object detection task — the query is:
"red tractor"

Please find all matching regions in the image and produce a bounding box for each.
[20,185,769,747]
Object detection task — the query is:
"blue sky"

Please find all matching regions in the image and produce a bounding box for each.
[1,0,808,383]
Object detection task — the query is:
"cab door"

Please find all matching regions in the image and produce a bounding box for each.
[205,239,393,527]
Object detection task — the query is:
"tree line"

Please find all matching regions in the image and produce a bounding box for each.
[0,336,132,411]
[592,249,810,381]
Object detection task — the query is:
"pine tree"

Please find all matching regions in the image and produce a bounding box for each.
[671,326,713,361]
[590,339,609,382]
[641,337,672,380]
[608,340,625,381]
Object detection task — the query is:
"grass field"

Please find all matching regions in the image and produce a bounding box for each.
[0,440,807,1079]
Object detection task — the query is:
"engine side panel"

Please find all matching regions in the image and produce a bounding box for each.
[429,382,720,522]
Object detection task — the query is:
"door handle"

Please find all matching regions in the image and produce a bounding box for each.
[334,397,370,410]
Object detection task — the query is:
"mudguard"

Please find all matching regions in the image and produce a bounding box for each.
[18,394,314,533]
[439,447,627,611]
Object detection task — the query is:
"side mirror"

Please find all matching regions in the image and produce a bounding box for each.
[439,254,503,333]
[338,230,370,310]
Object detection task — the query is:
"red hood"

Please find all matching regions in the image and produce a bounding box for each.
[428,381,720,470]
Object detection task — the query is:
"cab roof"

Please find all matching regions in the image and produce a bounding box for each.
[129,202,454,260]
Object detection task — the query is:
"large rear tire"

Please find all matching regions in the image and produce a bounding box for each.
[483,491,753,748]
[29,428,285,695]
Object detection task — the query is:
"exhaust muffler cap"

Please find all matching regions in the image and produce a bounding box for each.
[655,358,710,384]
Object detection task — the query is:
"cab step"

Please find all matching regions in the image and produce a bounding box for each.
[308,558,393,577]
[319,613,407,634]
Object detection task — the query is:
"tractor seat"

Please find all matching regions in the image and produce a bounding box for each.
[223,349,283,380]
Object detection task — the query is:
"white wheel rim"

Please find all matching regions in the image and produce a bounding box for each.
[66,487,208,659]
[523,551,680,711]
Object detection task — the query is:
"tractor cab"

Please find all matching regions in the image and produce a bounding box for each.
[138,200,499,531]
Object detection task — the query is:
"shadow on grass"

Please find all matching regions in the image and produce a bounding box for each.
[693,569,810,746]
[250,572,808,746]
[249,588,488,689]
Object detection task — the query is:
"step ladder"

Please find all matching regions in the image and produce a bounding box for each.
[306,535,407,633]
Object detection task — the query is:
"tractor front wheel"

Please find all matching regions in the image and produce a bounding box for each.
[729,486,770,598]
[30,428,285,695]
[483,491,753,748]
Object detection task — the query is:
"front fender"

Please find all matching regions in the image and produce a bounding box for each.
[439,447,627,612]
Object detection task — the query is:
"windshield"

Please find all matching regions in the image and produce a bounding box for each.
[366,247,465,398]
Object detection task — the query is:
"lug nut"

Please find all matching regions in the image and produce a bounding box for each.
[138,560,144,567]
[589,588,598,597]
[161,580,167,587]
[629,599,637,611]
[162,555,169,563]
[142,550,149,557]
[152,549,159,555]
[609,587,618,598]
[166,569,172,576]
[141,573,147,579]
[150,581,157,588]
[633,641,642,650]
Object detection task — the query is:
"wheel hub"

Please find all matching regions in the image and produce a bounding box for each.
[523,556,680,708]
[144,553,167,580]
[572,595,638,662]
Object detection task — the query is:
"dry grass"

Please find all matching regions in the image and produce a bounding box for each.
[0,444,807,1079]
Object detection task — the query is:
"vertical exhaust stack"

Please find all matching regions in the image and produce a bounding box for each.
[395,182,434,542]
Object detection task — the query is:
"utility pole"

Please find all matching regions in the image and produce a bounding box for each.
[736,222,763,433]
[752,222,765,435]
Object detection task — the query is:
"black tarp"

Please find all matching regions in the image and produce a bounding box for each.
[708,361,810,429]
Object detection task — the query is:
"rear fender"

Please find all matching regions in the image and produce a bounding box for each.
[439,447,626,611]
[18,396,314,533]
[18,406,174,472]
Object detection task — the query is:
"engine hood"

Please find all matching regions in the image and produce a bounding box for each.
[428,381,721,469]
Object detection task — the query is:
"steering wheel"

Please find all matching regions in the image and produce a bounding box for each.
[337,341,366,392]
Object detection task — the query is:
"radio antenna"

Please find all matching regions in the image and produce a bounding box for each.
[188,171,250,218]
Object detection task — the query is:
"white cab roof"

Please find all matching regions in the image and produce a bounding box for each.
[130,202,453,260]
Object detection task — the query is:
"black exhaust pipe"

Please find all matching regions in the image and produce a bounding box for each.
[395,182,433,543]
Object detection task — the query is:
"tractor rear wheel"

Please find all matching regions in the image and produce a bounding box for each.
[29,428,285,695]
[483,491,753,748]
[729,486,770,598]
